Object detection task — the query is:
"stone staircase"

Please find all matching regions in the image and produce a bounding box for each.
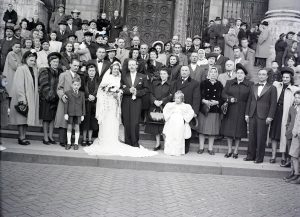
[0,124,278,157]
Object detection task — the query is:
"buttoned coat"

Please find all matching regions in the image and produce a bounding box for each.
[273,81,300,152]
[55,70,80,128]
[199,64,222,83]
[64,90,86,116]
[9,65,40,126]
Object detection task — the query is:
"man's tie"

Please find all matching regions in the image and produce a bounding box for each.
[120,49,123,54]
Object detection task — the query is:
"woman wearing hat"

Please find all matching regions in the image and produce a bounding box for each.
[49,3,66,31]
[282,40,298,67]
[145,68,173,150]
[275,33,287,68]
[38,52,63,145]
[220,63,253,158]
[9,50,40,145]
[105,46,120,64]
[270,67,300,164]
[71,9,82,29]
[152,41,167,66]
[198,67,224,155]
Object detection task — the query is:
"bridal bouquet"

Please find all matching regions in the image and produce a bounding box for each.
[100,84,123,106]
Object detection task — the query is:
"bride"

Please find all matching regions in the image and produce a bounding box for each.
[83,62,157,157]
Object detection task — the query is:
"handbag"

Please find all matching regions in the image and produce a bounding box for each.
[221,102,228,115]
[184,123,191,139]
[14,101,28,117]
[200,103,210,116]
[149,107,164,123]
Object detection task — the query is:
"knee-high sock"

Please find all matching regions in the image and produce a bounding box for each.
[67,131,72,144]
[74,132,80,145]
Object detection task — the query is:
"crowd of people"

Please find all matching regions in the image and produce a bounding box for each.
[0,3,300,184]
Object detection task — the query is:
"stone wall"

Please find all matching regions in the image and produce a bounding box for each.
[0,0,49,39]
[173,0,189,44]
[209,0,223,21]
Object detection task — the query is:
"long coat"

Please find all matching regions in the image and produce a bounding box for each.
[220,78,253,138]
[173,76,200,114]
[9,65,40,126]
[255,28,272,58]
[109,16,124,42]
[54,70,80,128]
[3,51,22,97]
[273,81,300,152]
[224,34,238,60]
[0,37,18,71]
[275,39,287,67]
[49,12,66,31]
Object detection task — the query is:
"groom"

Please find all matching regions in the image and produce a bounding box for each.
[121,59,148,147]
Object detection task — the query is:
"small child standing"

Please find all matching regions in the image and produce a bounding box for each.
[284,90,300,184]
[64,77,86,150]
[82,63,100,146]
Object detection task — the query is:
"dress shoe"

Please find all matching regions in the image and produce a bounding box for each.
[254,160,263,164]
[283,172,294,180]
[281,162,291,168]
[74,144,79,150]
[153,145,161,151]
[280,159,286,166]
[208,150,215,155]
[65,143,71,150]
[87,141,93,146]
[81,141,87,147]
[224,152,233,158]
[285,175,299,183]
[48,137,57,144]
[60,143,66,147]
[43,140,50,145]
[18,139,29,146]
[243,157,253,161]
[233,153,238,159]
[197,149,204,154]
[269,158,276,164]
[24,140,30,145]
[289,176,300,184]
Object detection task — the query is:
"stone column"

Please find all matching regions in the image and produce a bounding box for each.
[173,0,189,44]
[263,0,300,66]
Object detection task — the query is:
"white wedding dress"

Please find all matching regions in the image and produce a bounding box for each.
[83,71,157,157]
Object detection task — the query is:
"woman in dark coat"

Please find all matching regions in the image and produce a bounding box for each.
[220,63,253,159]
[109,10,123,42]
[198,67,224,155]
[81,63,100,146]
[275,33,287,68]
[144,68,173,150]
[166,54,181,81]
[282,40,298,67]
[38,52,62,145]
[60,42,79,71]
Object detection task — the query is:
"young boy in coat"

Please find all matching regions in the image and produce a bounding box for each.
[64,76,86,150]
[284,90,300,184]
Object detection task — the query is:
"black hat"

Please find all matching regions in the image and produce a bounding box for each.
[215,17,221,21]
[261,21,268,26]
[47,52,61,61]
[235,63,248,75]
[58,20,67,26]
[81,20,89,25]
[281,67,294,76]
[5,25,15,32]
[106,46,117,52]
[86,62,97,69]
[287,31,295,36]
[89,19,97,25]
[65,15,73,21]
[193,35,202,41]
[206,52,218,59]
[203,43,211,49]
[241,22,247,27]
[22,50,37,62]
[68,34,77,39]
[84,31,93,36]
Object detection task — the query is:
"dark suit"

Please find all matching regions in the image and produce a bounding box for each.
[215,55,228,74]
[188,64,203,83]
[56,30,70,43]
[66,24,78,34]
[88,59,111,83]
[173,76,201,153]
[245,83,277,162]
[121,72,148,147]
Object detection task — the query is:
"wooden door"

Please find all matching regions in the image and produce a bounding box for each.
[124,0,175,44]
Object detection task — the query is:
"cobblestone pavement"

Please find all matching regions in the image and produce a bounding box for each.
[0,161,299,217]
